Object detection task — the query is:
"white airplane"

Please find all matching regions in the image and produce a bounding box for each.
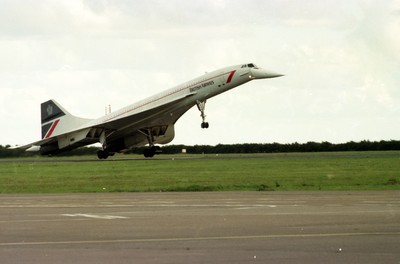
[14,63,282,159]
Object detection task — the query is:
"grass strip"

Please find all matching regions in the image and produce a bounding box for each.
[0,152,399,193]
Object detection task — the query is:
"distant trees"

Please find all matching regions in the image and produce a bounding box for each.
[0,145,29,158]
[129,140,400,155]
[2,140,400,158]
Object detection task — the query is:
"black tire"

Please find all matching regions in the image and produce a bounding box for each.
[97,150,109,159]
[201,122,209,129]
[143,148,155,158]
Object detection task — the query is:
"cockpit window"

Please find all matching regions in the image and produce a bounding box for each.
[241,63,258,68]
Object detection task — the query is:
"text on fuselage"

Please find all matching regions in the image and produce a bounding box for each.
[189,80,215,93]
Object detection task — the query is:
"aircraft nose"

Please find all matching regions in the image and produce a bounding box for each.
[250,68,284,79]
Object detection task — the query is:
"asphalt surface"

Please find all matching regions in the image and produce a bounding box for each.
[0,191,399,263]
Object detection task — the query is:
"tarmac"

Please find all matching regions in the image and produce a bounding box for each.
[0,191,399,263]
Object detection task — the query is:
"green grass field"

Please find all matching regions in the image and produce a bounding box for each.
[0,152,399,194]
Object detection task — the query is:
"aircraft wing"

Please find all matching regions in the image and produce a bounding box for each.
[89,92,198,153]
[8,138,56,151]
[97,91,197,131]
[9,127,95,154]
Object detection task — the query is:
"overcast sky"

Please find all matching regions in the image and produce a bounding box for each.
[1,0,400,146]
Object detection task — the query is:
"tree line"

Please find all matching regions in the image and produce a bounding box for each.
[1,140,400,158]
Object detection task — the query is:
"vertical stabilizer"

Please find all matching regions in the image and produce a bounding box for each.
[41,100,68,124]
[40,100,92,139]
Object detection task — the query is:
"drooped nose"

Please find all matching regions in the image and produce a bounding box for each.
[250,68,284,79]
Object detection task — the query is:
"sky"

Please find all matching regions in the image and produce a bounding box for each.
[1,0,400,146]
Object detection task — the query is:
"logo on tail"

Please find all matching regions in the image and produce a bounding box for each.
[41,100,66,124]
[46,104,53,116]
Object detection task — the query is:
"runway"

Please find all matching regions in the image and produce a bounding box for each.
[0,191,399,263]
[2,150,399,163]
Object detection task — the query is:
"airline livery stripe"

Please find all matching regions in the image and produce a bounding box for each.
[226,70,236,84]
[45,119,60,138]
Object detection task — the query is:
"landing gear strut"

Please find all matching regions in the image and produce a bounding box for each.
[139,128,162,158]
[97,130,109,159]
[196,100,209,129]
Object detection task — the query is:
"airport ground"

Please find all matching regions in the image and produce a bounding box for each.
[0,153,399,263]
[0,191,399,263]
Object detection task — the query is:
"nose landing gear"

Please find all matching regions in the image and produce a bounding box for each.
[201,122,209,129]
[196,100,209,129]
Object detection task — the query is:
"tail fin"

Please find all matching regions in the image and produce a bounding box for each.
[40,100,91,139]
[41,100,69,124]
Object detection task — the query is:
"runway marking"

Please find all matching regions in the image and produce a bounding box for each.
[61,214,128,220]
[235,205,277,209]
[1,231,399,247]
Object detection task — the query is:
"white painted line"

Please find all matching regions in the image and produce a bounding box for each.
[1,231,400,247]
[236,205,277,210]
[61,214,128,220]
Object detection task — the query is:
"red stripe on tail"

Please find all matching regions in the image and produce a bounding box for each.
[45,119,60,138]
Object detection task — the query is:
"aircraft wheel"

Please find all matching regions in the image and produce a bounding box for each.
[143,148,155,158]
[97,150,109,159]
[201,122,209,129]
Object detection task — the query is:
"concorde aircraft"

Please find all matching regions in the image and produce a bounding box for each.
[14,63,283,159]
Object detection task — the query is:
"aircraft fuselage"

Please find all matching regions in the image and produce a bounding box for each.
[14,63,282,158]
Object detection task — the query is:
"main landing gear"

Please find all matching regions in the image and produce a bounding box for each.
[97,149,115,160]
[196,100,209,129]
[143,145,161,158]
[139,128,163,158]
[97,149,108,159]
[97,131,112,159]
